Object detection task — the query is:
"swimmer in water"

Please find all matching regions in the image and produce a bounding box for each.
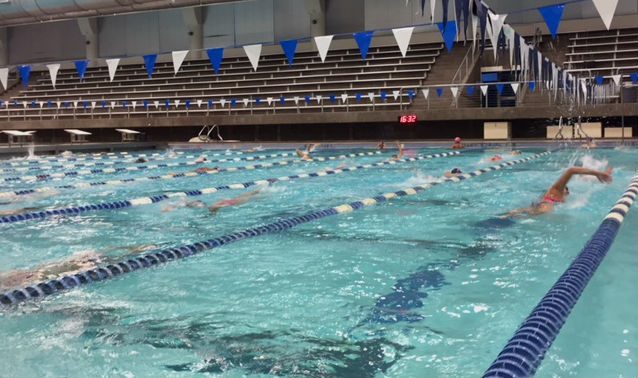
[490,155,503,162]
[195,156,208,163]
[209,190,260,215]
[444,168,463,178]
[511,150,522,156]
[135,157,148,164]
[0,207,44,217]
[378,140,385,150]
[582,137,597,150]
[245,145,264,153]
[296,143,318,161]
[502,166,613,218]
[391,141,405,161]
[452,137,465,150]
[162,199,207,213]
[195,166,218,174]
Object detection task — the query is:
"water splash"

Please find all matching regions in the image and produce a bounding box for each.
[26,145,36,160]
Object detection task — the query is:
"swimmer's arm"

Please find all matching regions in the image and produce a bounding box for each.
[551,167,613,191]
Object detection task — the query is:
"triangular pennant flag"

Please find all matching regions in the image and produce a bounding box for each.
[596,76,604,86]
[207,48,224,74]
[132,101,137,110]
[441,0,450,26]
[267,97,273,106]
[451,87,459,99]
[314,35,333,63]
[367,92,374,102]
[39,101,44,108]
[430,0,436,20]
[529,82,536,92]
[73,100,78,109]
[304,95,312,104]
[19,65,31,88]
[611,75,621,86]
[174,99,181,107]
[471,14,479,49]
[75,60,88,81]
[91,101,97,109]
[355,93,363,103]
[0,67,7,91]
[488,12,507,61]
[280,39,298,66]
[354,31,374,60]
[293,96,300,105]
[496,83,505,95]
[110,101,116,109]
[422,89,430,100]
[106,58,120,82]
[220,99,227,107]
[316,95,323,104]
[330,94,337,103]
[503,24,516,67]
[392,90,400,100]
[341,93,349,103]
[436,88,444,97]
[511,83,519,94]
[467,86,476,96]
[46,64,60,88]
[392,27,414,58]
[22,101,27,108]
[242,98,249,107]
[437,21,458,52]
[56,101,61,109]
[243,44,262,71]
[631,73,638,84]
[153,100,159,109]
[196,99,203,108]
[480,85,489,95]
[144,54,158,78]
[592,0,619,30]
[539,4,565,39]
[171,50,189,75]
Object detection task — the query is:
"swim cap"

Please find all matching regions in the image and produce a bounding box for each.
[454,137,461,143]
[451,168,462,174]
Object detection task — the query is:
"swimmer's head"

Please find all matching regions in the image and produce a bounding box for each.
[136,157,148,163]
[186,200,206,209]
[451,168,462,174]
[564,186,570,197]
[454,137,462,143]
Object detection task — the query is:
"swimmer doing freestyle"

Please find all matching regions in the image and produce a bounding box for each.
[502,166,613,218]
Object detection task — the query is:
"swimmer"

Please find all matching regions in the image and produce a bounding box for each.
[195,156,208,163]
[0,207,43,217]
[162,199,207,213]
[245,145,264,153]
[511,150,522,156]
[391,141,405,161]
[195,166,218,174]
[135,157,148,164]
[378,140,385,150]
[209,190,260,215]
[490,155,503,162]
[444,168,463,178]
[296,143,318,161]
[502,166,613,218]
[452,137,465,150]
[582,137,597,150]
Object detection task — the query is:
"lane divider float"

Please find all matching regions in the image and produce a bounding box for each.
[0,151,552,307]
[483,173,638,378]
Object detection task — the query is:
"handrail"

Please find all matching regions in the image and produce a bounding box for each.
[451,44,479,84]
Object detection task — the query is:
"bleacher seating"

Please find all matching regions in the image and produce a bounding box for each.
[1,42,443,120]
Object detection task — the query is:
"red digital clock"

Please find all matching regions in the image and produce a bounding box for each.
[399,114,418,124]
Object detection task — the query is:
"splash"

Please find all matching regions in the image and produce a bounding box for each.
[396,170,441,188]
[26,145,36,160]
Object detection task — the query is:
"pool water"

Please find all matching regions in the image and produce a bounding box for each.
[0,147,636,377]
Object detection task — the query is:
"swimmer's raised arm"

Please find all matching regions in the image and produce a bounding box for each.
[551,167,613,192]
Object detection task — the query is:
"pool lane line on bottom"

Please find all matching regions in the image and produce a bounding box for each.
[0,150,299,175]
[483,174,638,378]
[0,151,551,307]
[0,151,385,223]
[0,150,316,185]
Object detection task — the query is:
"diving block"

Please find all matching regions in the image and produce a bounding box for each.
[604,127,633,138]
[484,122,511,140]
[2,130,35,145]
[116,128,144,142]
[64,129,91,143]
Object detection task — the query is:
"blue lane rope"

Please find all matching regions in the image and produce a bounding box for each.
[0,151,383,223]
[0,151,296,175]
[0,151,552,307]
[483,174,638,378]
[0,150,367,186]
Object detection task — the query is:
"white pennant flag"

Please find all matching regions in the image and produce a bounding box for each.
[488,11,508,61]
[153,100,159,109]
[91,101,96,109]
[0,67,8,91]
[196,99,202,108]
[451,87,459,99]
[267,97,273,105]
[39,101,44,108]
[174,99,181,107]
[132,101,137,110]
[367,92,375,102]
[220,99,227,107]
[56,101,61,109]
[22,101,27,108]
[341,93,348,103]
[314,35,333,63]
[592,0,619,30]
[480,85,489,95]
[612,75,622,86]
[430,0,436,21]
[105,58,120,82]
[503,25,516,68]
[392,27,414,58]
[242,98,249,107]
[46,64,60,88]
[392,90,400,100]
[471,14,479,50]
[316,95,323,104]
[243,44,262,71]
[171,50,189,75]
[511,83,519,94]
[293,96,299,105]
[72,101,78,109]
[110,101,116,109]
[422,89,430,99]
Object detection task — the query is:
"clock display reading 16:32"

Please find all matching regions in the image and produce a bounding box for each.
[399,114,418,124]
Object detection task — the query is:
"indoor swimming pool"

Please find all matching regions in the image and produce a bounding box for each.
[0,146,636,377]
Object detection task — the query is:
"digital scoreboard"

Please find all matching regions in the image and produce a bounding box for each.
[398,114,418,124]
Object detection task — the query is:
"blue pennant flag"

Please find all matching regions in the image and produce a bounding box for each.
[466,86,476,96]
[143,54,158,78]
[207,48,224,74]
[208,100,213,108]
[304,95,311,104]
[539,4,565,40]
[280,96,286,104]
[31,100,37,108]
[437,21,458,52]
[165,99,171,108]
[230,99,237,107]
[496,83,505,95]
[330,94,337,103]
[185,100,191,109]
[595,76,604,85]
[75,60,89,81]
[436,88,444,97]
[529,82,536,92]
[354,31,374,60]
[442,0,450,26]
[356,93,363,102]
[407,90,416,100]
[280,39,298,66]
[255,98,262,105]
[101,101,107,109]
[632,73,638,84]
[47,101,53,108]
[123,101,129,108]
[83,101,89,109]
[380,91,387,101]
[421,0,426,16]
[64,101,71,108]
[456,0,470,40]
[19,65,31,88]
[143,100,149,109]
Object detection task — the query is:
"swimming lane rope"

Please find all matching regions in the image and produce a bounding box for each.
[482,173,638,378]
[0,151,552,307]
[0,151,383,222]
